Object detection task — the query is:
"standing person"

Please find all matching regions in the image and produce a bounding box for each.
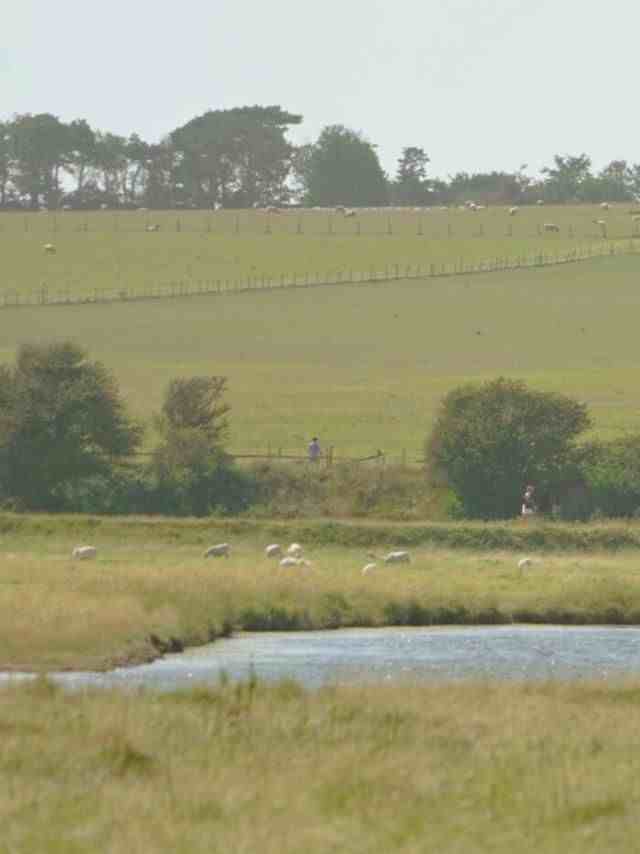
[521,484,537,516]
[308,436,321,462]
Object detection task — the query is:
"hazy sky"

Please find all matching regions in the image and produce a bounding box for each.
[2,0,637,179]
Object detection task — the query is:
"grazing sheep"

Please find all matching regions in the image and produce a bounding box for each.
[543,223,560,233]
[72,545,97,560]
[536,199,545,206]
[279,556,312,569]
[344,209,357,217]
[265,544,282,558]
[509,206,519,216]
[204,543,230,558]
[384,550,411,564]
[518,557,533,571]
[368,550,411,565]
[600,202,610,210]
[361,562,377,575]
[287,543,303,558]
[43,243,56,254]
[145,224,160,233]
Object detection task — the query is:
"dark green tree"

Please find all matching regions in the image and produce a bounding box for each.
[171,106,302,208]
[0,120,13,206]
[541,153,592,202]
[304,125,388,207]
[150,377,236,515]
[393,147,431,205]
[426,378,591,519]
[0,341,142,509]
[11,113,73,208]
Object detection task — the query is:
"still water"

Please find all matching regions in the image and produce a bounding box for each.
[3,626,640,690]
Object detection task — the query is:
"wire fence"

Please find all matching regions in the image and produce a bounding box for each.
[1,239,638,310]
[137,448,422,469]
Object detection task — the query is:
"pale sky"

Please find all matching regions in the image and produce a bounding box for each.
[2,0,637,179]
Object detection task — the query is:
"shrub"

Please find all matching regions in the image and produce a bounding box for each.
[582,436,640,518]
[426,377,591,519]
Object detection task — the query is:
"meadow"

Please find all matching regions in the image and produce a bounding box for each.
[2,676,640,853]
[1,249,640,458]
[0,204,638,299]
[2,514,640,672]
[3,207,640,853]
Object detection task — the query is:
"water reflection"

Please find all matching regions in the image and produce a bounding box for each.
[2,626,640,690]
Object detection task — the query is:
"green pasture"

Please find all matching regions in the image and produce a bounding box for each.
[0,204,638,298]
[1,253,640,458]
[2,514,640,671]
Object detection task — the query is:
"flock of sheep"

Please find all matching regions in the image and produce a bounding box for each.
[69,541,412,574]
[41,202,640,256]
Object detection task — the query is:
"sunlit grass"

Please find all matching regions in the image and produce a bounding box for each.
[1,204,636,298]
[2,518,640,671]
[2,676,640,852]
[1,254,640,458]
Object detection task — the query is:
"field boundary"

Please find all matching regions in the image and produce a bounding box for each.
[1,239,638,310]
[2,511,640,551]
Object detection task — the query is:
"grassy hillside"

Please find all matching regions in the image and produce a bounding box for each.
[1,253,640,458]
[1,204,637,298]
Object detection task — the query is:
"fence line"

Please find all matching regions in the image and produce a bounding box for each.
[1,239,638,310]
[132,448,418,469]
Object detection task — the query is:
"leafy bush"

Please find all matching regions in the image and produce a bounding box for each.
[426,377,591,519]
[0,341,142,510]
[582,436,640,518]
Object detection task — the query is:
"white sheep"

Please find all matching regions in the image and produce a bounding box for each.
[43,243,56,254]
[509,206,519,216]
[344,209,357,217]
[71,545,97,560]
[383,550,411,564]
[361,562,377,575]
[204,543,230,558]
[600,202,610,210]
[145,224,160,233]
[543,223,560,233]
[536,199,545,206]
[286,543,303,558]
[368,550,411,565]
[518,557,533,571]
[279,556,312,569]
[265,544,282,558]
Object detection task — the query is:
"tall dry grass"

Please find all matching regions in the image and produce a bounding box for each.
[2,676,640,852]
[2,518,640,670]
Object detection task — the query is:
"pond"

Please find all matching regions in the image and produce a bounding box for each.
[3,625,640,690]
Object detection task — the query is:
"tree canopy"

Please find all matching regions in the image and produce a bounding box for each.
[426,378,591,519]
[302,125,388,207]
[0,341,142,509]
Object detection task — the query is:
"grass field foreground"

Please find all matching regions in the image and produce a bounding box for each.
[2,515,640,671]
[2,676,640,852]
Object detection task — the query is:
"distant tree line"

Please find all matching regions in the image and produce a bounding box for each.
[1,109,639,210]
